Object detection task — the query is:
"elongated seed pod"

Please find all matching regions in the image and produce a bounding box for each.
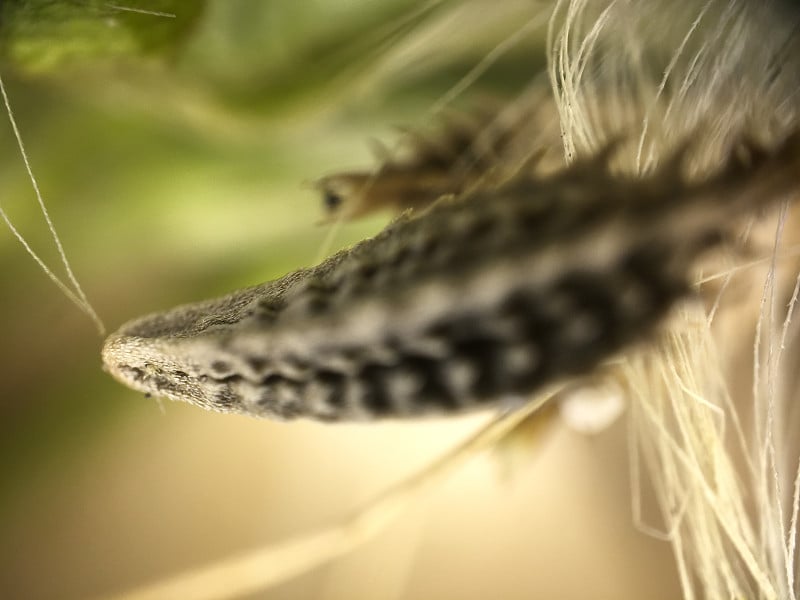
[101,133,800,421]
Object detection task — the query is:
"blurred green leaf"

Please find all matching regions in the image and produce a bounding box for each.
[0,0,205,71]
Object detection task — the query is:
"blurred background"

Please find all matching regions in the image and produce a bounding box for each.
[0,1,681,598]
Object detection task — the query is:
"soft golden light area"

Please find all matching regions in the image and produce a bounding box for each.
[0,399,679,599]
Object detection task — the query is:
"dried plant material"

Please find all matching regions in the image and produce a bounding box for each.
[549,0,800,598]
[0,74,105,334]
[103,132,800,421]
[314,85,564,222]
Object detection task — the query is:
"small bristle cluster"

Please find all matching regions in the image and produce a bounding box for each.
[314,85,563,221]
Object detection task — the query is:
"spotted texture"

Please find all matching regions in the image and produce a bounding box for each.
[102,134,800,421]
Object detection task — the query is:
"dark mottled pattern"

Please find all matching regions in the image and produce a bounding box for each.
[219,243,684,420]
[102,133,800,421]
